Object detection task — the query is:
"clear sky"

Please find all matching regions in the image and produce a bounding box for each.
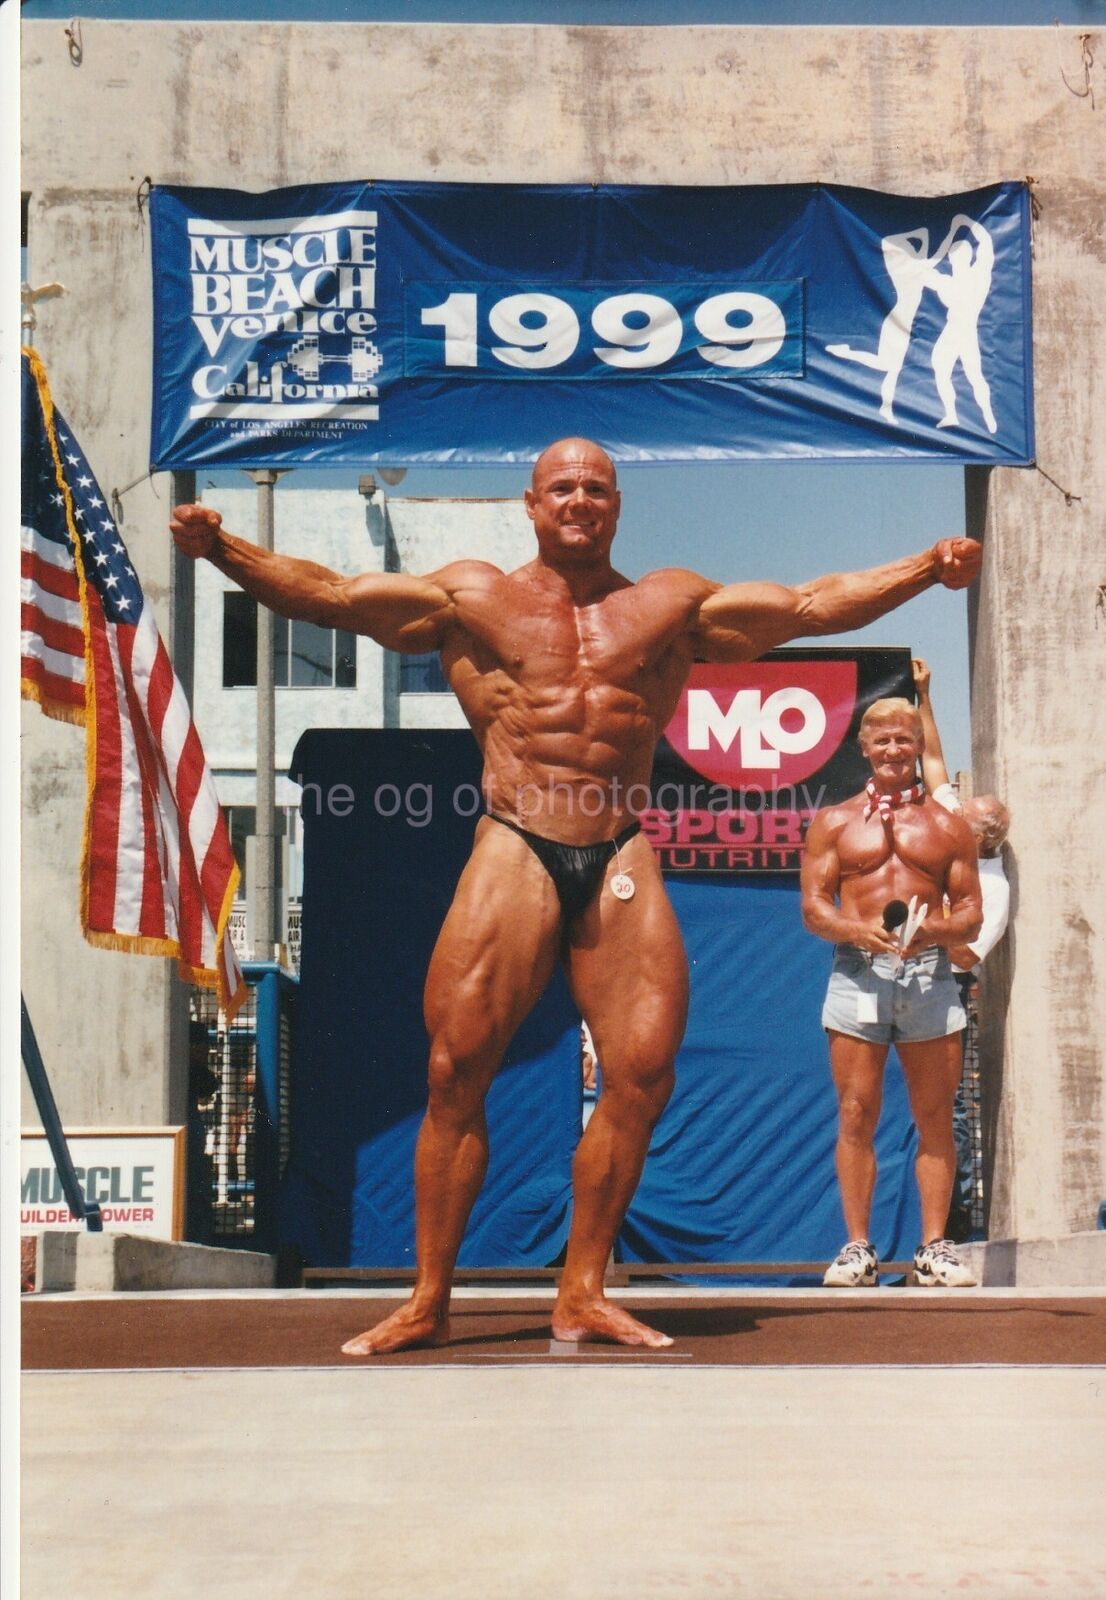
[13,0,1048,770]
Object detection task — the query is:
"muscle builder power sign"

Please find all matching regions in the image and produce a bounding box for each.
[20,1128,185,1238]
[645,647,912,874]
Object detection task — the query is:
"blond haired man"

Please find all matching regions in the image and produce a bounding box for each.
[802,698,983,1287]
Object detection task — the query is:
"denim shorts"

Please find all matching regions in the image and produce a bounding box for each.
[822,944,967,1045]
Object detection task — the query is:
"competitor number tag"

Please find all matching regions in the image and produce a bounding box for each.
[611,873,635,901]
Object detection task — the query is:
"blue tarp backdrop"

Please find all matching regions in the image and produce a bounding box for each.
[623,875,921,1274]
[282,731,579,1269]
[281,730,921,1273]
[151,179,1033,468]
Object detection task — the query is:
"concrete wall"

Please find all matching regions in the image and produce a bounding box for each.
[21,22,1106,1235]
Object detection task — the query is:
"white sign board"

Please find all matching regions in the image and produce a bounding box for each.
[20,1127,186,1240]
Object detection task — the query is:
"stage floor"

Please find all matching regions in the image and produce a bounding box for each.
[20,1288,1106,1600]
[21,1285,1106,1369]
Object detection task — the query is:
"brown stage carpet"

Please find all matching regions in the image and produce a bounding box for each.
[22,1293,1106,1370]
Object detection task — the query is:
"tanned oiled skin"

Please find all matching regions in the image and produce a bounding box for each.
[400,557,701,840]
[800,711,982,1247]
[172,438,981,1351]
[801,714,982,957]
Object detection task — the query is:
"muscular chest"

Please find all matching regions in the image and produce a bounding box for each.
[460,581,690,702]
[838,809,950,879]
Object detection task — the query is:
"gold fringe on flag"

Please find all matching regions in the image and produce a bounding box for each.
[23,347,246,1021]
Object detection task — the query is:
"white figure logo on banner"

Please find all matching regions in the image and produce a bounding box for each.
[827,213,997,434]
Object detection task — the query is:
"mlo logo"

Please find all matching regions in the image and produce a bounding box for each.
[687,686,827,770]
[666,661,859,788]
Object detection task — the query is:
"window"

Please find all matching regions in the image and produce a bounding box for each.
[223,593,257,688]
[399,651,450,693]
[277,617,357,688]
[222,594,356,688]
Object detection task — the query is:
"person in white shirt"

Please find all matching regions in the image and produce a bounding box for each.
[913,659,1010,1239]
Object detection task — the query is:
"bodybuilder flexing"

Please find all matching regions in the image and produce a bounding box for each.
[172,437,981,1349]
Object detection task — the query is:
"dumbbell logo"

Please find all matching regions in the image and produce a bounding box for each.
[287,334,383,384]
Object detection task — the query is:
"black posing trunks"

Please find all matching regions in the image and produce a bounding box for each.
[490,815,642,921]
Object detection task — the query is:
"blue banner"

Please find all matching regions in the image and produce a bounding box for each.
[150,180,1033,468]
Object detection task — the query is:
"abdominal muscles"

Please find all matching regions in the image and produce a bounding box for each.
[475,678,660,841]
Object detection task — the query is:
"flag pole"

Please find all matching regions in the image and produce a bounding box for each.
[20,998,103,1231]
[168,469,197,1119]
[170,470,197,707]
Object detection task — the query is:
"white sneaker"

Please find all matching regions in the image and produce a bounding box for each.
[913,1238,977,1287]
[823,1239,879,1287]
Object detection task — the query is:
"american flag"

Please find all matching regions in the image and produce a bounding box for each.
[21,348,245,1019]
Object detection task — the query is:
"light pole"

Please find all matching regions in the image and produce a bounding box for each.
[247,468,288,962]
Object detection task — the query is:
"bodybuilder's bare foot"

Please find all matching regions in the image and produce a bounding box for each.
[551,1296,673,1348]
[341,1301,451,1356]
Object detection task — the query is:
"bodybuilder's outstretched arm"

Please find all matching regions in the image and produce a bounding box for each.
[170,502,462,653]
[693,538,982,661]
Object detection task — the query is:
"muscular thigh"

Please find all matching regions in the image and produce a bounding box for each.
[562,832,689,1084]
[424,817,563,1060]
[828,1031,888,1111]
[897,1035,962,1121]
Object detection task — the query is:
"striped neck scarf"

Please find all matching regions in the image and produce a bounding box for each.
[864,778,925,824]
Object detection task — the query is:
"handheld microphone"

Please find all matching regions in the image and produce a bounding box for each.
[882,899,909,933]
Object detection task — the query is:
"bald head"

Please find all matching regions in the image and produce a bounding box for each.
[531,437,618,492]
[961,795,1010,856]
[523,437,622,569]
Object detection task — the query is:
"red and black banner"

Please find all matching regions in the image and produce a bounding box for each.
[646,647,912,874]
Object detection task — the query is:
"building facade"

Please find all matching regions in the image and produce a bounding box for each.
[192,484,531,965]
